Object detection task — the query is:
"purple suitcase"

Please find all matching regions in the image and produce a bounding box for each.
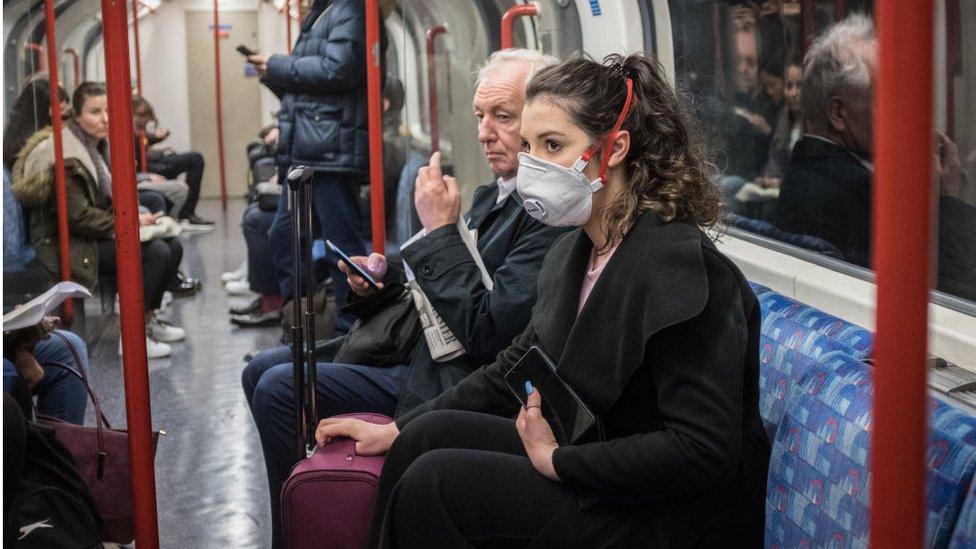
[281,412,391,549]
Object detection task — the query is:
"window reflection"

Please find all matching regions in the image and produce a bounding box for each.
[671,0,975,304]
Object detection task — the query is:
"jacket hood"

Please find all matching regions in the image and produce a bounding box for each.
[11,125,97,207]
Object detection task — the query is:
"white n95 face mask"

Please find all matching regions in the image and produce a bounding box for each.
[515,76,636,228]
[516,152,603,227]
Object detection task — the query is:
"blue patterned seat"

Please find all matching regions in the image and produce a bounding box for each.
[766,356,976,548]
[756,291,874,360]
[950,477,976,547]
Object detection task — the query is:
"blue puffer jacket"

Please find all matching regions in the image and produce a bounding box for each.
[264,0,367,174]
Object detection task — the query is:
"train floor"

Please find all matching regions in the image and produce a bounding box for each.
[88,198,277,548]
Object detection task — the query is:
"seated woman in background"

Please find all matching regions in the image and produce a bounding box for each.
[11,82,187,359]
[317,54,771,547]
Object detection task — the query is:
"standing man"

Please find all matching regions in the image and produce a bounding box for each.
[247,0,375,335]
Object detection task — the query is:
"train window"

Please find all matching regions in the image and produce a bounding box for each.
[669,0,975,306]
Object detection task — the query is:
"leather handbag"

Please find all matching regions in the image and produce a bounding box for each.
[33,331,162,544]
[334,282,422,367]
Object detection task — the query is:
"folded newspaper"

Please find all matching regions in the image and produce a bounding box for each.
[2,281,92,331]
[401,219,493,362]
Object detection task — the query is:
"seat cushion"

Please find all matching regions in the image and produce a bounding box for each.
[766,356,976,548]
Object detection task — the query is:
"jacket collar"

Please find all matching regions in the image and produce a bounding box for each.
[531,210,710,419]
[466,180,523,231]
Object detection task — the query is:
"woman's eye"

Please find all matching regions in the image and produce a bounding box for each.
[545,140,561,153]
[520,140,530,152]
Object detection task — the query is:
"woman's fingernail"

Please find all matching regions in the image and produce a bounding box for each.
[525,380,534,396]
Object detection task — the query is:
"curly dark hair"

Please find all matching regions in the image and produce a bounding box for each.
[525,53,721,250]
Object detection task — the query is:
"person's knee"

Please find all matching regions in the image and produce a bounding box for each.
[392,410,463,456]
[53,330,89,373]
[391,449,454,508]
[189,152,204,168]
[250,367,293,426]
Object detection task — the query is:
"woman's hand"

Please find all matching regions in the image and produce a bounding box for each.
[516,383,561,481]
[315,417,399,456]
[339,253,387,297]
[415,151,461,232]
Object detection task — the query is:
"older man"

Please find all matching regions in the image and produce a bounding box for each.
[774,15,876,267]
[241,48,562,548]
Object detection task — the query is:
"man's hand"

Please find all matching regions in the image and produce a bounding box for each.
[248,54,269,77]
[148,173,166,183]
[935,132,963,200]
[153,128,170,141]
[14,349,45,390]
[315,417,399,456]
[415,151,461,232]
[263,127,280,146]
[516,383,561,481]
[339,253,387,297]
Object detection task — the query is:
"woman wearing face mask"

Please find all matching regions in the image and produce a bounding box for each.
[11,82,187,359]
[316,54,770,547]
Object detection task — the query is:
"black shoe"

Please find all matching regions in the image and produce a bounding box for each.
[168,272,201,297]
[230,310,281,327]
[230,297,261,315]
[186,214,215,225]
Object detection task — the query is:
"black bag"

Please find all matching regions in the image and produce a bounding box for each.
[333,282,421,367]
[4,422,102,548]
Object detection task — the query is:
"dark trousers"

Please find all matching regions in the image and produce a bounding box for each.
[98,237,183,311]
[241,345,408,549]
[242,202,280,295]
[371,410,637,548]
[138,189,168,214]
[267,171,365,333]
[149,151,204,219]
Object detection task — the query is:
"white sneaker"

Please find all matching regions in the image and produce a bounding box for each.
[159,291,174,312]
[147,317,186,343]
[119,336,172,359]
[222,262,247,283]
[224,279,253,296]
[179,219,215,234]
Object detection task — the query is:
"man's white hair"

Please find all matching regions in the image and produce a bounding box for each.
[802,14,876,131]
[475,48,559,88]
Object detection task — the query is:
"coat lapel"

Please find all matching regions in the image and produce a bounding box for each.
[533,211,711,420]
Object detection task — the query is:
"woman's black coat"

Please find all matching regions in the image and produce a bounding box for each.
[398,210,771,547]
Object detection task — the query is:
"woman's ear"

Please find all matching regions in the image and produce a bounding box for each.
[607,130,631,168]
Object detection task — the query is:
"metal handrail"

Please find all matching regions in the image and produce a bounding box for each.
[365,0,385,252]
[63,47,80,88]
[870,1,934,546]
[100,0,159,543]
[25,42,46,72]
[212,0,228,209]
[42,0,72,323]
[500,3,538,49]
[425,25,447,154]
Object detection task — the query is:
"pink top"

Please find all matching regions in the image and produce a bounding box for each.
[578,243,619,315]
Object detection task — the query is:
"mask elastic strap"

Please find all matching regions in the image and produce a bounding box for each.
[596,77,635,185]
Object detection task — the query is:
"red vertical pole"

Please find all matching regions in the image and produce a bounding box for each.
[285,0,292,53]
[870,2,933,548]
[100,0,159,544]
[26,43,46,72]
[500,4,539,50]
[43,0,73,323]
[365,0,385,252]
[213,0,228,209]
[131,0,143,95]
[425,25,446,155]
[64,48,80,88]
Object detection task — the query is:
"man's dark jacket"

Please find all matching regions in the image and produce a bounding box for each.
[388,183,568,415]
[397,211,770,547]
[262,0,368,174]
[775,136,873,267]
